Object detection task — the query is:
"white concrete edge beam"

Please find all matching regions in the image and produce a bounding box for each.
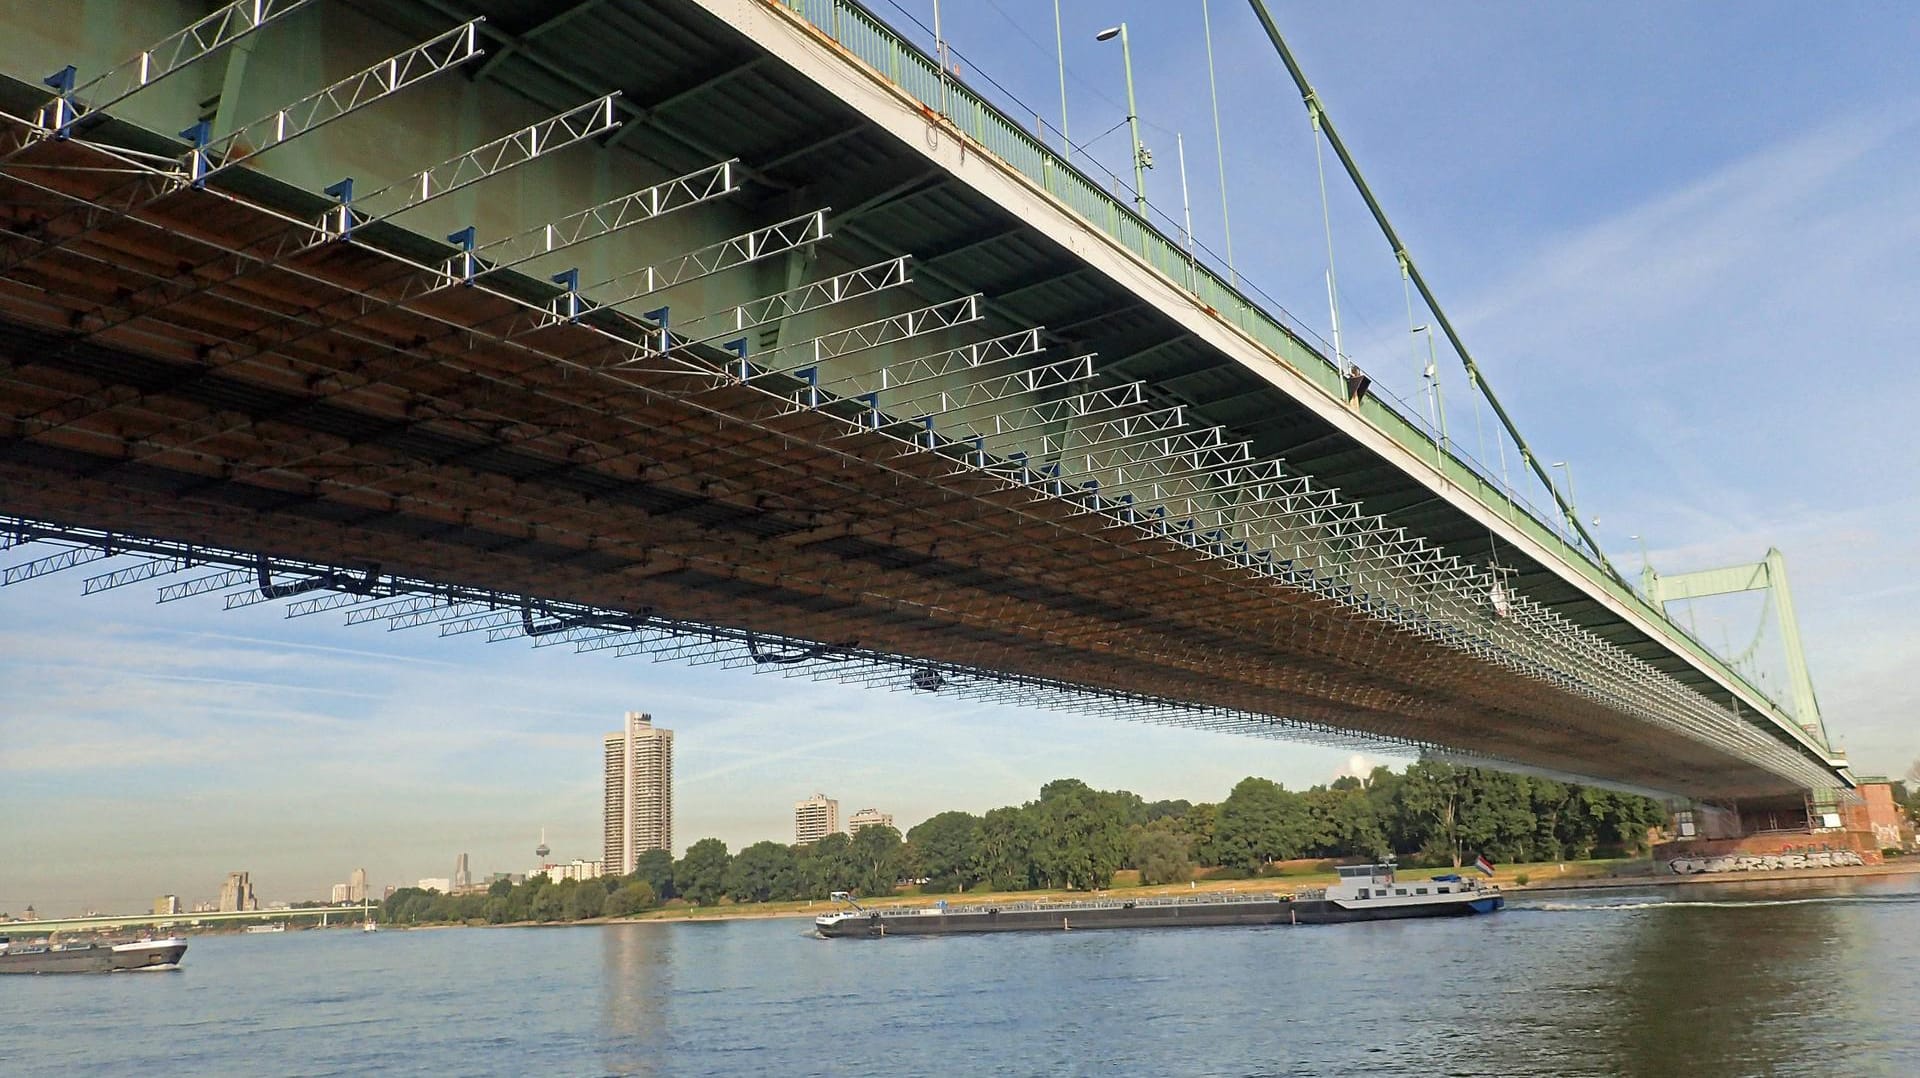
[692,0,1843,775]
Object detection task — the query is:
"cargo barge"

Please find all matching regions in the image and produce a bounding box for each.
[0,935,188,973]
[814,864,1502,938]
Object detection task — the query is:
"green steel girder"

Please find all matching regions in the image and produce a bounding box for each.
[1646,549,1826,745]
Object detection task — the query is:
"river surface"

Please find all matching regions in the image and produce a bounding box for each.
[5,874,1917,1076]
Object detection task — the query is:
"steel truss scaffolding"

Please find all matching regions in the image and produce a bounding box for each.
[21,0,318,147]
[0,1,1842,798]
[0,513,1425,761]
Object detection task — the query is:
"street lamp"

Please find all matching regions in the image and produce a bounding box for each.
[1095,23,1150,214]
[1629,533,1653,598]
[1549,460,1579,536]
[1411,323,1446,451]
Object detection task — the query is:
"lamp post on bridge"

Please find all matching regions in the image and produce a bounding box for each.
[1549,461,1580,540]
[1095,23,1150,215]
[1053,0,1070,161]
[1413,323,1447,452]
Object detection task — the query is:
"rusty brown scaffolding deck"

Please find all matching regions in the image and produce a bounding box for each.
[0,98,1824,798]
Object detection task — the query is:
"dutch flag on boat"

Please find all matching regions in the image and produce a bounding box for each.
[1472,853,1495,877]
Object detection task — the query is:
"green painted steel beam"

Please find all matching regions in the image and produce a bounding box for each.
[1646,562,1771,602]
[1646,548,1826,745]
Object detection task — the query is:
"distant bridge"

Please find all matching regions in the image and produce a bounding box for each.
[2,905,371,935]
[0,0,1850,799]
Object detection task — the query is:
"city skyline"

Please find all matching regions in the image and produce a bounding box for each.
[5,3,1918,916]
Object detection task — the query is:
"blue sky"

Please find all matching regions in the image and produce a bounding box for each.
[5,2,1918,915]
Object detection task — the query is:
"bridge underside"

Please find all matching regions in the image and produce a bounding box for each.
[0,0,1840,799]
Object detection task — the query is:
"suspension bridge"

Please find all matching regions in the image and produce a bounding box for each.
[0,0,1853,804]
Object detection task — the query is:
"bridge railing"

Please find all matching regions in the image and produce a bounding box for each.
[771,0,1814,749]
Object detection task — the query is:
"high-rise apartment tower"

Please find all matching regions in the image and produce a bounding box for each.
[795,793,840,845]
[847,808,895,835]
[218,871,257,912]
[604,711,674,875]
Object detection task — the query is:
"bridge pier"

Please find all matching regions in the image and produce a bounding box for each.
[1657,783,1907,874]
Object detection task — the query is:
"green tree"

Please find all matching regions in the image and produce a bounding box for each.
[1215,777,1309,871]
[631,848,676,901]
[1132,821,1193,885]
[797,832,856,898]
[606,880,658,917]
[529,885,566,922]
[971,805,1036,890]
[1458,769,1538,863]
[1318,785,1389,859]
[1027,781,1131,890]
[675,838,732,906]
[487,877,513,899]
[1144,799,1192,822]
[906,811,981,889]
[1595,789,1666,853]
[727,841,799,903]
[382,887,436,925]
[848,824,905,897]
[1529,778,1575,862]
[1398,759,1467,866]
[1181,802,1220,866]
[563,882,608,920]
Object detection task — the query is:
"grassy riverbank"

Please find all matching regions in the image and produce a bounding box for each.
[409,856,1920,930]
[598,857,1642,926]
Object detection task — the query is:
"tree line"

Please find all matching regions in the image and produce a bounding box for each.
[379,760,1666,924]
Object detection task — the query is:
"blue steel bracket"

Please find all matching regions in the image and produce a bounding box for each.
[42,66,77,140]
[551,267,580,322]
[918,415,936,448]
[642,306,670,353]
[322,178,355,240]
[794,366,819,408]
[858,392,881,429]
[447,226,476,284]
[724,338,750,379]
[179,121,212,187]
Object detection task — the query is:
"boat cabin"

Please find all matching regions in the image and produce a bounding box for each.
[1326,864,1488,903]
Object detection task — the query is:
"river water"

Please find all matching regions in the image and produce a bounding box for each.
[5,875,1917,1076]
